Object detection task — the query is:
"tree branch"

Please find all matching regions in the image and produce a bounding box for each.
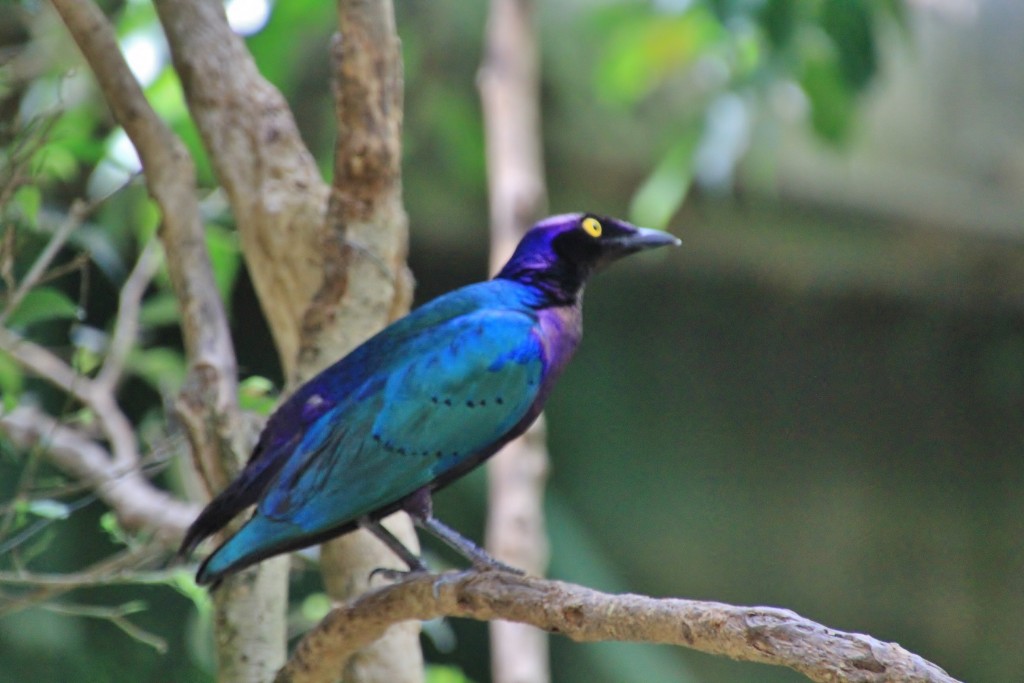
[277,571,960,683]
[0,199,87,325]
[0,326,139,473]
[0,406,198,539]
[47,4,280,682]
[96,238,161,392]
[49,0,241,491]
[0,544,170,616]
[154,0,329,381]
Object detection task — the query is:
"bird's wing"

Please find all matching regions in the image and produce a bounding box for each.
[258,308,545,535]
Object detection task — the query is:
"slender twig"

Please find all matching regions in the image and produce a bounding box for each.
[0,494,96,555]
[0,544,166,616]
[0,199,88,325]
[0,326,139,470]
[96,238,161,391]
[0,406,198,538]
[42,600,168,652]
[277,571,960,683]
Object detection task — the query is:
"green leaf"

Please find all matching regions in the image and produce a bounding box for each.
[138,292,180,327]
[135,198,162,237]
[629,133,698,229]
[800,43,855,144]
[13,185,42,225]
[300,592,332,623]
[6,287,82,329]
[821,0,877,92]
[72,346,102,375]
[593,7,723,106]
[426,665,476,683]
[0,348,23,412]
[239,375,278,415]
[32,143,80,183]
[126,347,186,393]
[25,499,72,520]
[100,510,130,546]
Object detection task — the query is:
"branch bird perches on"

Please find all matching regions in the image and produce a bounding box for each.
[277,570,961,683]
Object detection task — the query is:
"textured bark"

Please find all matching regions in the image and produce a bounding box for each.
[478,1,552,682]
[157,0,419,679]
[276,571,961,683]
[51,1,285,680]
[154,0,329,383]
[311,3,421,682]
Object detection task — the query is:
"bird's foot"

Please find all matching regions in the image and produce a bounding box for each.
[368,565,429,584]
[470,556,526,575]
[430,569,475,599]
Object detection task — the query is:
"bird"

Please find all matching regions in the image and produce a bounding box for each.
[178,212,679,585]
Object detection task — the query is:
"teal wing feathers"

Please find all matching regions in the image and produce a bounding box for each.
[197,303,546,581]
[264,308,544,529]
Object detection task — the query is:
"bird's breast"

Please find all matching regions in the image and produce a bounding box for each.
[536,304,583,382]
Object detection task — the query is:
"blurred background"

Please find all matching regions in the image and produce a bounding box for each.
[1,0,1022,681]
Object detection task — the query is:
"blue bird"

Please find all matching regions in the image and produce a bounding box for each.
[179,213,678,584]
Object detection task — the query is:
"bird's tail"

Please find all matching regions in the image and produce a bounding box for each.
[177,444,286,562]
[194,513,338,585]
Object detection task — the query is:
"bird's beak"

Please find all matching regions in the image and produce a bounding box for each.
[595,226,680,271]
[606,227,681,258]
[620,227,682,251]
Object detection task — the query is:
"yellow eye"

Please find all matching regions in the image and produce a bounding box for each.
[581,217,602,238]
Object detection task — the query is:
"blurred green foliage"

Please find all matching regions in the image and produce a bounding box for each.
[5,1,1016,683]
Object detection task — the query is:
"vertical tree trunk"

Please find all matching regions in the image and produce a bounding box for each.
[479,2,552,683]
[311,2,423,682]
[156,0,420,679]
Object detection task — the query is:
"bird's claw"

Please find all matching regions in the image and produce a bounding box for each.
[368,565,428,584]
[471,558,525,575]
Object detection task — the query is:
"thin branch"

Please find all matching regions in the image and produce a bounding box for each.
[0,199,88,325]
[277,571,960,683]
[0,406,198,539]
[49,0,241,492]
[0,326,139,471]
[96,238,162,391]
[42,600,168,653]
[0,544,168,616]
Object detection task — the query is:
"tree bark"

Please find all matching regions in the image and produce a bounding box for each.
[277,571,962,683]
[478,1,551,682]
[157,0,420,680]
[50,1,286,680]
[312,3,421,682]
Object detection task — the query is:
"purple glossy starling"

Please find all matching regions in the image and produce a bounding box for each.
[179,213,679,584]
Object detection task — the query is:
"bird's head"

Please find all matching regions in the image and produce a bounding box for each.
[495,213,680,303]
